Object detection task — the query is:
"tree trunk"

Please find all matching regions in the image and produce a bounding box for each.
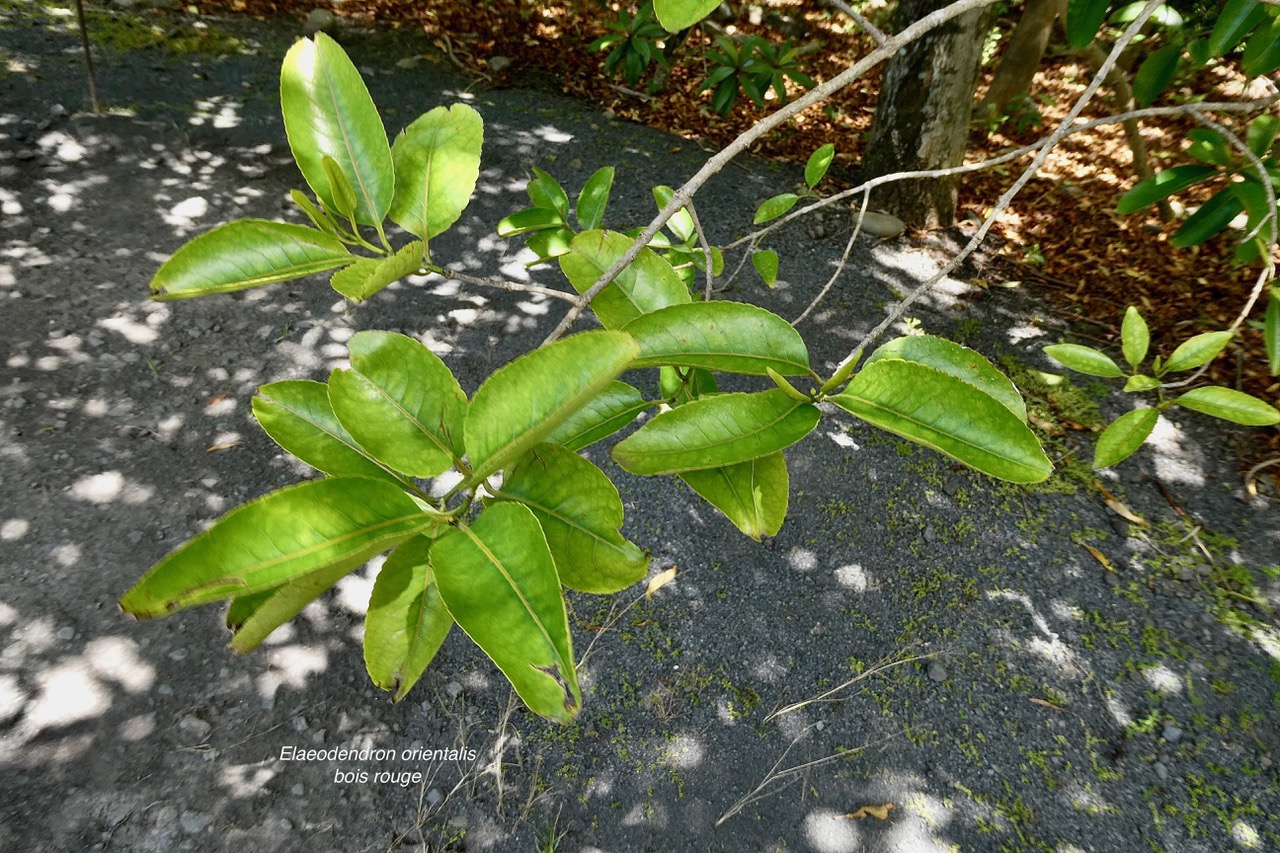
[863,0,990,228]
[983,0,1063,113]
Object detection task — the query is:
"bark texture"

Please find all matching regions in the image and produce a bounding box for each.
[983,0,1063,113]
[863,0,990,228]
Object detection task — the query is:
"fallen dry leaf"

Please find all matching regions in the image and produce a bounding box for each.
[843,803,895,820]
[646,567,677,599]
[1083,543,1115,573]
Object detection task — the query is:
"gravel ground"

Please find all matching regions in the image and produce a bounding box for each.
[2,7,1278,852]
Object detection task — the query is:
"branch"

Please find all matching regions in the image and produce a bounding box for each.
[792,188,868,325]
[821,0,887,45]
[686,200,716,299]
[541,0,1005,344]
[832,0,1175,371]
[430,266,580,303]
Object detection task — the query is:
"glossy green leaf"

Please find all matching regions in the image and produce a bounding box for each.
[865,336,1027,422]
[1121,306,1150,368]
[1111,3,1183,27]
[389,104,484,242]
[228,559,361,653]
[831,361,1051,483]
[1124,374,1162,392]
[1066,0,1111,48]
[432,502,580,723]
[1208,0,1265,56]
[1044,343,1126,378]
[653,185,696,242]
[653,0,721,31]
[328,331,468,478]
[624,301,812,377]
[1245,115,1280,158]
[576,166,615,231]
[805,143,835,189]
[1171,189,1244,247]
[365,536,453,701]
[1163,330,1233,372]
[1242,19,1280,76]
[281,33,394,226]
[559,230,690,329]
[753,193,800,224]
[1093,407,1159,468]
[690,245,725,275]
[528,167,569,219]
[252,380,408,486]
[753,249,779,287]
[330,240,425,301]
[545,380,650,450]
[1132,43,1181,107]
[119,478,441,618]
[1186,38,1211,67]
[498,207,566,238]
[1175,386,1280,425]
[465,331,639,482]
[148,220,351,300]
[1265,288,1280,375]
[525,227,576,263]
[679,452,788,541]
[1185,129,1233,167]
[321,155,358,221]
[613,390,820,475]
[1116,165,1217,214]
[496,444,648,593]
[660,366,718,405]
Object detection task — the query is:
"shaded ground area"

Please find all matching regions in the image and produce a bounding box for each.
[2,8,1280,853]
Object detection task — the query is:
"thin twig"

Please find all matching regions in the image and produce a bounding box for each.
[792,195,864,325]
[823,0,887,45]
[541,0,1005,344]
[685,200,717,299]
[431,266,580,303]
[765,648,936,721]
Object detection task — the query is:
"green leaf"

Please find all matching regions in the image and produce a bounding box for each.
[1121,306,1150,368]
[1242,19,1280,76]
[1111,3,1183,27]
[1116,165,1217,214]
[148,220,350,301]
[831,361,1051,483]
[496,444,648,593]
[545,380,649,450]
[1124,374,1162,392]
[281,33,394,226]
[653,185,696,242]
[690,246,725,275]
[227,559,360,652]
[805,143,835,189]
[364,536,453,701]
[1066,0,1112,49]
[329,240,425,301]
[1132,43,1181,107]
[653,0,722,32]
[1265,288,1280,375]
[1186,38,1211,67]
[559,230,690,329]
[1208,0,1264,57]
[864,336,1028,422]
[432,503,580,723]
[1170,189,1244,247]
[1163,330,1233,372]
[465,330,639,482]
[1185,129,1233,167]
[119,478,441,619]
[1093,407,1159,468]
[321,155,359,221]
[624,301,812,377]
[660,365,718,405]
[389,104,484,242]
[1175,386,1280,425]
[679,452,788,541]
[1245,114,1280,158]
[528,167,569,219]
[328,331,468,478]
[525,227,576,263]
[753,193,800,224]
[291,189,342,237]
[1044,343,1126,378]
[497,207,566,238]
[613,390,820,475]
[576,166,615,231]
[252,380,409,486]
[753,249,779,287]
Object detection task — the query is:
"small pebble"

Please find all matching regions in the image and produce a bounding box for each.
[56,626,75,641]
[290,783,304,796]
[1162,725,1183,744]
[444,680,463,699]
[425,788,443,807]
[1153,761,1168,781]
[927,661,948,683]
